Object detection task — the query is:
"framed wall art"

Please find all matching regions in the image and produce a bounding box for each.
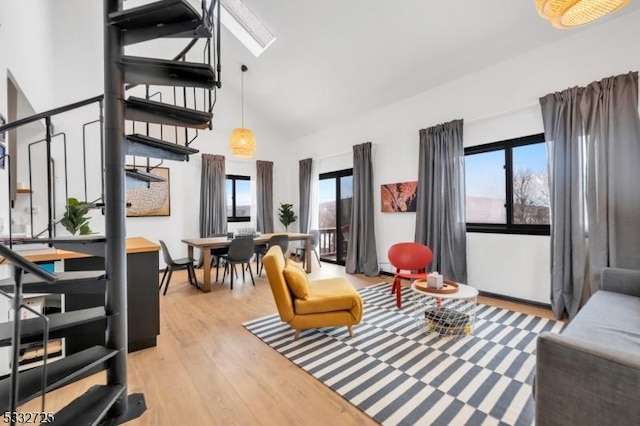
[126,166,171,217]
[381,181,418,212]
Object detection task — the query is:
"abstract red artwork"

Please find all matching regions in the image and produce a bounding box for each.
[381,181,418,212]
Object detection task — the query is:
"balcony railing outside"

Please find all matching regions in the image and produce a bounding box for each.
[319,227,336,256]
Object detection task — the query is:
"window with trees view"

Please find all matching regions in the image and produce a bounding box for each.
[226,175,251,222]
[465,133,550,235]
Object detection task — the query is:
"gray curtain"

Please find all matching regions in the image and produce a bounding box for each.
[345,142,379,276]
[414,119,467,283]
[299,158,313,233]
[540,71,640,320]
[540,87,588,320]
[581,72,640,292]
[256,160,274,233]
[199,154,227,238]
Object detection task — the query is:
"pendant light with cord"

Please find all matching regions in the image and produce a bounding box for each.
[229,64,256,158]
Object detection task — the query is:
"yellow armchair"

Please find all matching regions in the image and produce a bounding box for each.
[263,246,363,339]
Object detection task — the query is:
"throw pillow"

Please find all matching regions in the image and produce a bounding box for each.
[283,261,310,300]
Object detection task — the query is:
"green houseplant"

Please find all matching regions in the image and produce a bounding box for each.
[278,203,297,232]
[61,197,92,235]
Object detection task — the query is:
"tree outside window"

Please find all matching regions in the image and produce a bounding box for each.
[465,134,550,235]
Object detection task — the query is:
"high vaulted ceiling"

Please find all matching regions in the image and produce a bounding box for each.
[220,0,640,140]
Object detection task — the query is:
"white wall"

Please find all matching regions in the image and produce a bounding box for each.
[4,2,640,291]
[0,0,55,112]
[45,0,294,266]
[288,10,640,304]
[0,0,292,267]
[0,1,55,239]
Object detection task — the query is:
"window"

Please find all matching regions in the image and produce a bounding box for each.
[318,168,353,265]
[226,175,251,222]
[465,133,550,235]
[220,0,276,57]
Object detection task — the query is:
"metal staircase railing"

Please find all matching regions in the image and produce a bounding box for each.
[0,0,221,423]
[0,2,222,242]
[0,244,58,426]
[0,95,104,244]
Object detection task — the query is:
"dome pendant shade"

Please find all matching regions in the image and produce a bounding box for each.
[535,0,630,28]
[230,64,256,158]
[229,128,256,158]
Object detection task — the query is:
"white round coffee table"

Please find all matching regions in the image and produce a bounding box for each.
[411,280,479,338]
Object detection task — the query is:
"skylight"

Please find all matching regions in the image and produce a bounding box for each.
[220,0,276,57]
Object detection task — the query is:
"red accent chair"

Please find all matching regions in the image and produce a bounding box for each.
[388,242,433,308]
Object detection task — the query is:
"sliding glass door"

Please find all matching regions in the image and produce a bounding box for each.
[318,169,352,265]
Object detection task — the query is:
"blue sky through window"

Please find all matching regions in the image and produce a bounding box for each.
[466,142,547,196]
[513,143,547,173]
[319,177,353,204]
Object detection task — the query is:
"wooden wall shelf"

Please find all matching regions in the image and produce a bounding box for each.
[16,188,32,193]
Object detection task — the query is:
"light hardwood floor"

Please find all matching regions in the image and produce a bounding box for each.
[21,261,554,425]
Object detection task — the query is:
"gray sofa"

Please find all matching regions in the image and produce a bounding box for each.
[535,267,640,425]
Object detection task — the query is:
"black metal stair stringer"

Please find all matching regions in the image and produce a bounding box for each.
[0,307,107,347]
[125,168,166,184]
[45,235,107,258]
[108,0,207,45]
[125,133,199,161]
[48,385,126,426]
[124,96,212,129]
[121,56,216,89]
[0,345,120,412]
[0,270,107,295]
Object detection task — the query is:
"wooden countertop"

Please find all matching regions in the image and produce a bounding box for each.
[2,237,160,263]
[124,237,161,254]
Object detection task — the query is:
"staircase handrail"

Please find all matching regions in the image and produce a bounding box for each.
[0,95,104,134]
[0,0,221,136]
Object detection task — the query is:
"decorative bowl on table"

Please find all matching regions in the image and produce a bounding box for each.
[413,279,459,294]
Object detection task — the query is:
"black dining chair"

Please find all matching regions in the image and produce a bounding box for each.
[209,233,230,282]
[256,234,289,276]
[295,229,322,269]
[221,237,256,289]
[159,240,196,295]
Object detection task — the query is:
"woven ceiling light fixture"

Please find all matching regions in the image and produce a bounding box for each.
[229,64,256,158]
[535,0,630,28]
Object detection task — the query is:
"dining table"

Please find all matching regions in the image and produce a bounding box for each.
[181,232,313,292]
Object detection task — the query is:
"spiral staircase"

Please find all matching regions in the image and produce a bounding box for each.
[0,0,221,424]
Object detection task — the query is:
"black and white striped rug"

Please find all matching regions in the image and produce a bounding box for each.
[243,282,563,426]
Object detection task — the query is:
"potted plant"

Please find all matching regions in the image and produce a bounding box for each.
[278,203,297,232]
[61,197,92,235]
